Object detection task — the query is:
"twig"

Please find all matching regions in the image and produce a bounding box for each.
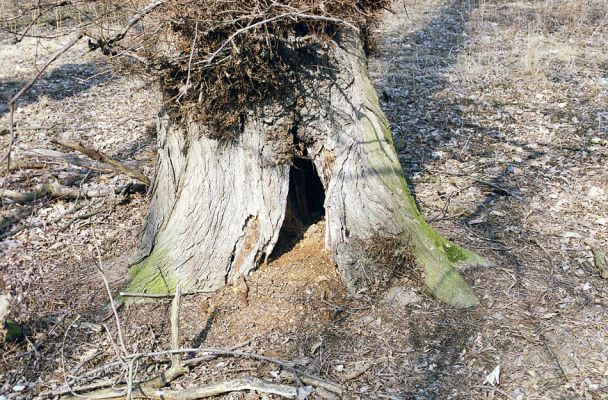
[118,290,213,299]
[48,341,253,397]
[60,315,81,398]
[151,284,188,384]
[3,31,84,174]
[473,178,523,201]
[170,285,182,367]
[183,21,199,96]
[52,139,150,185]
[87,0,164,55]
[93,242,128,358]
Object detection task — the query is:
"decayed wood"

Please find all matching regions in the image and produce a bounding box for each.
[128,110,290,294]
[52,138,150,185]
[132,28,485,307]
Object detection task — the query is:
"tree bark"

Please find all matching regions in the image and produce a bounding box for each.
[128,30,488,308]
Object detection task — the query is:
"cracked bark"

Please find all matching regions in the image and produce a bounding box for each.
[128,30,488,308]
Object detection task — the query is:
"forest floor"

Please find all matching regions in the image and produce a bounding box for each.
[1,0,607,399]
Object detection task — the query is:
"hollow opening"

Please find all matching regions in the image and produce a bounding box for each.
[271,157,326,257]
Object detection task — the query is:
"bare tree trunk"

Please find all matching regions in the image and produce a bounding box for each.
[129,30,488,308]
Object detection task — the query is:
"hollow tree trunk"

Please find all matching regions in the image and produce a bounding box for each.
[129,30,488,308]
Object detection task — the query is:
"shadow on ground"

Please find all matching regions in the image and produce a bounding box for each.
[0,62,112,117]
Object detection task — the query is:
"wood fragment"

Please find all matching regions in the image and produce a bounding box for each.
[344,356,388,381]
[9,161,48,170]
[584,240,608,279]
[52,138,150,185]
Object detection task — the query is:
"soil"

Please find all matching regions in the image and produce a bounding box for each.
[1,1,607,399]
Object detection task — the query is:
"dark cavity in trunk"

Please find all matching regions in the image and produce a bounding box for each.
[272,157,325,257]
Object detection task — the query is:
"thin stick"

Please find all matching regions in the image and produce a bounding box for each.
[184,21,199,96]
[170,285,182,367]
[3,31,84,173]
[93,241,128,358]
[48,341,253,397]
[118,290,213,299]
[61,315,81,398]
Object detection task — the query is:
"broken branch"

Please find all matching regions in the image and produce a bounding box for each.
[0,182,145,204]
[68,376,297,399]
[51,138,150,185]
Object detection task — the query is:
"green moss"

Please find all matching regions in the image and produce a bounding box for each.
[442,242,469,263]
[354,69,484,308]
[4,320,24,342]
[125,245,177,295]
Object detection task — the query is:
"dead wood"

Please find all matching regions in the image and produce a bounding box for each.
[584,240,608,279]
[8,161,47,170]
[67,376,297,399]
[24,148,116,173]
[118,291,213,299]
[51,138,150,185]
[0,182,144,204]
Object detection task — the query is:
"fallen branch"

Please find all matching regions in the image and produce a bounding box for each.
[118,291,213,299]
[68,376,297,399]
[52,139,150,185]
[56,345,342,398]
[0,182,145,204]
[47,340,253,397]
[24,148,116,173]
